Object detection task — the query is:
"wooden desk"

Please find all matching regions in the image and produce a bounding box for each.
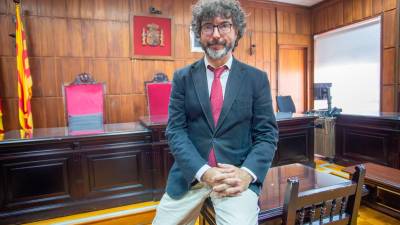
[335,113,400,169]
[0,123,153,224]
[343,162,400,219]
[200,163,352,225]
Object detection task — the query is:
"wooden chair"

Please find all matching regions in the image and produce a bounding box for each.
[63,73,105,135]
[282,165,365,225]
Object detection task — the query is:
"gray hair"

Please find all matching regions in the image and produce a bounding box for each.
[191,0,246,50]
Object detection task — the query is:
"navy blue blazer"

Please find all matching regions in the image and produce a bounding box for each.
[165,57,278,199]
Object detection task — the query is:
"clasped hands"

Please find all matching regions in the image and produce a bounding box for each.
[200,163,253,197]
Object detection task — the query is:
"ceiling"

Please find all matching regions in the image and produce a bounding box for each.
[268,0,325,7]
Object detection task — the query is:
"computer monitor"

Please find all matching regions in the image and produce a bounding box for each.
[314,83,332,100]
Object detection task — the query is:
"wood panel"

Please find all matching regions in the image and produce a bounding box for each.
[278,47,307,113]
[0,0,312,130]
[382,85,395,112]
[382,48,396,85]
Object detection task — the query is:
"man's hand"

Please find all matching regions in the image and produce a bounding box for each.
[200,166,235,187]
[212,163,253,197]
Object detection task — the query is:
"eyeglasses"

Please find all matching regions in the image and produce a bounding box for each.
[201,22,233,36]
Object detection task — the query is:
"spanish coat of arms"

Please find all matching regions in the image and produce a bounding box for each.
[142,23,165,46]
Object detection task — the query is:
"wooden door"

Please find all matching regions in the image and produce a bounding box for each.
[278,47,307,113]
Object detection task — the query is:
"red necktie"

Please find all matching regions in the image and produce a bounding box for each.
[207,65,227,167]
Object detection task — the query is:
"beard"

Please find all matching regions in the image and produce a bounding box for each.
[201,38,234,60]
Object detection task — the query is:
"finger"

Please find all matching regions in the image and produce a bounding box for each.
[224,186,244,196]
[221,177,241,186]
[213,183,230,192]
[213,173,235,182]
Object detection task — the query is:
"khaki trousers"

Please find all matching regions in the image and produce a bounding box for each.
[152,183,259,225]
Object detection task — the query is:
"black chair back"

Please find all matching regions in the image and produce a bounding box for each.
[277,95,296,113]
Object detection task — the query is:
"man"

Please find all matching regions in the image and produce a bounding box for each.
[152,0,278,224]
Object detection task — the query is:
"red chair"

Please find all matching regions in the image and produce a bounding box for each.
[145,73,171,123]
[63,73,105,135]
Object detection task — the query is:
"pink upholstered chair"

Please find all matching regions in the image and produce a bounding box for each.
[63,73,105,135]
[145,73,171,122]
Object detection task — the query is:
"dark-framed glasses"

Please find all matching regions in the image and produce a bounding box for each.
[201,22,233,35]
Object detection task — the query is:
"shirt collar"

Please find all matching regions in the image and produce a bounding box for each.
[204,54,233,71]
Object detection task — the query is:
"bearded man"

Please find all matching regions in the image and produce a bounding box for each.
[152,0,278,224]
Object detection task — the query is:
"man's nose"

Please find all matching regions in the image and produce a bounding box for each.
[211,26,221,38]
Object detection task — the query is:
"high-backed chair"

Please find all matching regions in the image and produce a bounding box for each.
[282,165,365,225]
[277,95,296,113]
[63,73,105,135]
[145,73,171,122]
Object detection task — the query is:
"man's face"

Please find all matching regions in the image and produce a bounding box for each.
[199,16,237,60]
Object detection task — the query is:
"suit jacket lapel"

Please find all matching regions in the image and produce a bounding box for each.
[215,58,245,133]
[191,59,215,132]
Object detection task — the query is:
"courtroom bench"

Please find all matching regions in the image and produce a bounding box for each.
[343,162,400,220]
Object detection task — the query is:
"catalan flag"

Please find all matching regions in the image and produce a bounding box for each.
[0,98,4,134]
[15,2,33,132]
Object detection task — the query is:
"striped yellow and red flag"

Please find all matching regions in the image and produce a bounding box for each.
[15,2,33,132]
[0,98,4,134]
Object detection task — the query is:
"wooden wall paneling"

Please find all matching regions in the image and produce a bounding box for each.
[31,98,47,128]
[94,20,109,57]
[108,59,133,95]
[58,58,92,85]
[24,16,42,57]
[255,8,263,32]
[52,18,69,56]
[133,94,146,121]
[3,98,18,130]
[20,0,38,16]
[344,0,353,24]
[174,24,189,60]
[382,85,395,112]
[80,0,95,19]
[254,31,265,69]
[133,60,153,94]
[44,97,66,127]
[108,21,130,58]
[80,20,96,57]
[382,48,396,85]
[173,0,184,25]
[0,0,7,14]
[91,59,111,93]
[164,60,175,80]
[93,0,108,20]
[106,95,122,123]
[37,0,66,18]
[121,95,139,122]
[384,0,397,11]
[69,19,84,57]
[246,7,255,31]
[353,0,363,21]
[0,15,14,56]
[372,0,383,15]
[183,0,194,25]
[40,17,56,57]
[383,9,397,48]
[65,0,80,19]
[29,58,44,97]
[0,57,17,98]
[362,0,373,18]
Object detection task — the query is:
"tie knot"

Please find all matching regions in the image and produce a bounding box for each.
[207,65,228,79]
